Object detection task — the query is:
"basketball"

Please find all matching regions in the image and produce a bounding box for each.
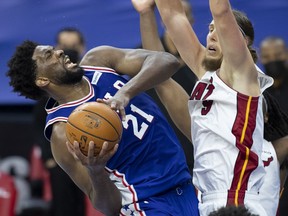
[65,102,123,156]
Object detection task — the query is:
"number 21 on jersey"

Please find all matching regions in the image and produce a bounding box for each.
[103,80,154,140]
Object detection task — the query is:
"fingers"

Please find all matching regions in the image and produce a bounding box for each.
[98,142,119,158]
[110,101,126,121]
[87,141,95,158]
[111,144,119,155]
[119,108,126,121]
[97,98,126,121]
[66,141,80,160]
[72,141,83,159]
[96,98,105,104]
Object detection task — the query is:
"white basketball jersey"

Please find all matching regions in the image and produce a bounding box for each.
[260,140,280,216]
[189,70,273,206]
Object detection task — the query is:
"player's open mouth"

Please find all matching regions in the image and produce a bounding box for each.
[208,46,216,52]
[64,55,77,69]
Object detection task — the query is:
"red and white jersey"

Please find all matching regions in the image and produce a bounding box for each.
[189,70,273,206]
[260,140,280,216]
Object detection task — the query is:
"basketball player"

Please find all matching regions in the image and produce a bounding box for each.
[6,42,200,215]
[134,0,274,215]
[133,1,288,215]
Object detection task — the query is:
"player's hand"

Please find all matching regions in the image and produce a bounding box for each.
[66,141,118,172]
[97,92,129,121]
[131,0,155,13]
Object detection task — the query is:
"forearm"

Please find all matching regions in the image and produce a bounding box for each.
[138,2,191,141]
[87,168,122,215]
[209,0,231,17]
[155,80,192,141]
[118,52,179,99]
[155,0,185,24]
[139,7,164,52]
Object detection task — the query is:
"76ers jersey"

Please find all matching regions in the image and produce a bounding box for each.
[188,70,273,205]
[44,66,192,209]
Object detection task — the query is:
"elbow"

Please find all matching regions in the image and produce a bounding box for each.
[164,52,180,71]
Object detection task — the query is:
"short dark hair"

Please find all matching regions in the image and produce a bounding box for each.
[6,40,47,100]
[232,10,258,63]
[209,205,258,216]
[55,27,85,45]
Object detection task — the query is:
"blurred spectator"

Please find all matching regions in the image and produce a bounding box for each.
[260,36,288,113]
[55,27,86,63]
[33,27,86,216]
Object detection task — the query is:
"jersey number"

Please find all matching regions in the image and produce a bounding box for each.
[104,81,154,139]
[190,81,215,115]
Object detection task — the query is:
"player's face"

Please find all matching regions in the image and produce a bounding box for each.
[33,45,84,85]
[202,21,223,71]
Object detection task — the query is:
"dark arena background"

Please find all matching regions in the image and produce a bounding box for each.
[0,0,287,215]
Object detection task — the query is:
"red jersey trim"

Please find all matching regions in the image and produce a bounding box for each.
[81,65,118,75]
[46,77,94,114]
[228,95,259,206]
[105,168,145,216]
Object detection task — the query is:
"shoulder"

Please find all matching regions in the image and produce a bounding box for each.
[80,45,121,67]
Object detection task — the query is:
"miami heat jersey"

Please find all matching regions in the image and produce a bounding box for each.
[44,66,192,213]
[188,70,273,205]
[260,140,280,216]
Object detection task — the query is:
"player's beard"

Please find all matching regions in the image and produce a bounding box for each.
[202,56,223,72]
[57,67,85,85]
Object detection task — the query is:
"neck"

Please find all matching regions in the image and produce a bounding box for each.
[50,78,89,105]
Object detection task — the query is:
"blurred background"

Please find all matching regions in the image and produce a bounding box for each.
[0,0,287,215]
[1,0,287,105]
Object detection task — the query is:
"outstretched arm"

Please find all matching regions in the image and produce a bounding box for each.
[155,0,205,78]
[132,0,192,141]
[209,0,259,95]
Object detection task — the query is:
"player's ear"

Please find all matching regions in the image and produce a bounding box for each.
[35,77,50,87]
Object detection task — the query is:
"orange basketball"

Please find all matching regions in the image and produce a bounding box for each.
[65,102,122,156]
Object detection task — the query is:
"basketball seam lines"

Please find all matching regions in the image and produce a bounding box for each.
[68,109,121,141]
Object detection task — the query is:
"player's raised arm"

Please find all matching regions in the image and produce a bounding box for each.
[132,0,192,141]
[209,0,259,95]
[155,0,206,78]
